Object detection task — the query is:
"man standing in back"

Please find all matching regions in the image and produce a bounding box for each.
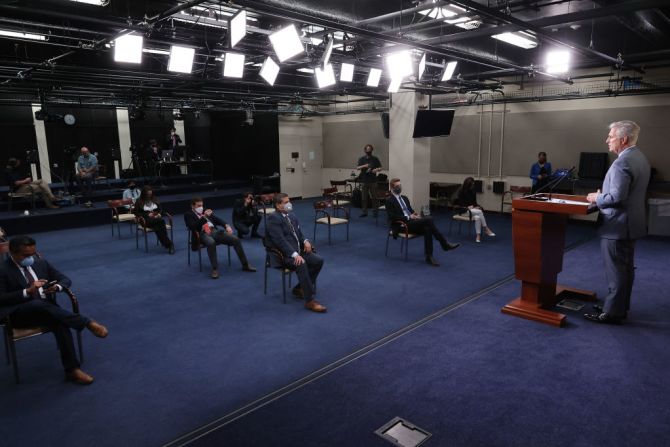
[585,120,650,324]
[356,144,382,218]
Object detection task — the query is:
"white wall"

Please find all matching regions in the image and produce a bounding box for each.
[278,116,324,198]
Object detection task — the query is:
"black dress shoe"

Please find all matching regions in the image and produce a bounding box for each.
[592,304,627,319]
[583,312,624,325]
[443,242,460,251]
[425,256,440,267]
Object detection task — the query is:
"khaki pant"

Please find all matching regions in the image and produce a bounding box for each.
[17,179,56,207]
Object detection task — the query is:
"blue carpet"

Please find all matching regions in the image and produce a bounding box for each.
[185,236,670,447]
[0,201,595,446]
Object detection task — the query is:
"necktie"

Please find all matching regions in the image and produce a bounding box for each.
[22,267,41,299]
[397,196,411,218]
[199,213,213,234]
[285,215,300,249]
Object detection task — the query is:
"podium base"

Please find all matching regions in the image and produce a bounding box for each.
[502,285,596,328]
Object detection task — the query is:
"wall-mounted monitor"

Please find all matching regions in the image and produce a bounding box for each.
[412,109,455,138]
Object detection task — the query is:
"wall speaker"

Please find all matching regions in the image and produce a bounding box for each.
[474,180,483,193]
[110,148,121,161]
[381,112,389,139]
[493,181,505,194]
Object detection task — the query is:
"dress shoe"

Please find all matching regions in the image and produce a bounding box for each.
[87,321,108,338]
[242,265,257,272]
[210,269,220,279]
[486,231,496,237]
[442,242,460,251]
[304,300,327,313]
[425,256,440,267]
[292,286,304,298]
[583,312,624,325]
[592,304,627,319]
[168,243,175,255]
[66,368,94,385]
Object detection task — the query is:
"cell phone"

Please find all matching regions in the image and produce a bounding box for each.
[43,280,58,289]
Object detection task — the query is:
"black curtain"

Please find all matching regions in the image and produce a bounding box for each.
[0,105,39,183]
[128,109,176,153]
[208,111,279,181]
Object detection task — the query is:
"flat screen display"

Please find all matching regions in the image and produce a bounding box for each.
[412,109,455,138]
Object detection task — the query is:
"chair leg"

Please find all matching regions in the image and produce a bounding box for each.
[77,331,84,364]
[346,221,350,241]
[227,245,231,267]
[281,270,287,304]
[3,328,10,365]
[144,232,149,253]
[198,248,203,272]
[264,261,268,295]
[403,239,409,261]
[328,225,331,245]
[187,241,191,266]
[385,233,390,257]
[5,329,19,383]
[135,229,139,250]
[313,223,317,245]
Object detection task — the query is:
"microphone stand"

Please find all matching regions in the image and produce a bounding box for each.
[523,167,576,200]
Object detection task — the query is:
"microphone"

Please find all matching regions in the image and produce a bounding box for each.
[524,166,575,200]
[546,166,575,200]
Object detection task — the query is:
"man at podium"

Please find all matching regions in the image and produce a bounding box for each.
[585,120,650,325]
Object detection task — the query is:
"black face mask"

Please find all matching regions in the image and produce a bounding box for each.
[393,186,402,194]
[128,185,136,190]
[365,151,372,156]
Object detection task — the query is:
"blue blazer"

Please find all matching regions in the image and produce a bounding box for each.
[265,211,306,259]
[530,162,552,186]
[0,256,71,321]
[596,146,650,240]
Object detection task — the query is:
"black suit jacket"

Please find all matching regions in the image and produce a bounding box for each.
[386,194,415,222]
[265,211,306,259]
[184,210,228,247]
[0,256,71,321]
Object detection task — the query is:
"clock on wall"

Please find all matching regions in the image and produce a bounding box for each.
[64,113,76,125]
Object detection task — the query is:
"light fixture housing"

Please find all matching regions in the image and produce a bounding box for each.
[0,29,46,41]
[168,45,196,73]
[418,53,426,80]
[441,61,458,81]
[491,31,538,49]
[69,0,107,5]
[260,56,280,85]
[223,52,245,78]
[229,9,247,48]
[315,63,336,88]
[114,34,143,64]
[320,35,334,69]
[545,50,570,74]
[367,68,382,87]
[269,24,304,62]
[387,77,402,93]
[340,63,354,82]
[386,50,414,80]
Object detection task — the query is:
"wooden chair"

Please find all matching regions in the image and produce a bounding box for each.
[186,228,230,272]
[449,208,480,236]
[329,180,353,206]
[262,238,295,304]
[385,220,419,261]
[136,213,174,253]
[501,185,531,213]
[313,200,349,245]
[107,199,136,239]
[2,287,83,384]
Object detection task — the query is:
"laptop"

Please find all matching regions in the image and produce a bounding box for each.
[161,149,174,162]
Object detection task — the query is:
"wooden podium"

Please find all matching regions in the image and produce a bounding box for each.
[502,193,598,327]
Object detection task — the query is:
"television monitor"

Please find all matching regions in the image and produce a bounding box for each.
[412,109,455,138]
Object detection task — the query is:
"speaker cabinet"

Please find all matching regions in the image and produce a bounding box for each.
[493,181,505,194]
[474,180,483,193]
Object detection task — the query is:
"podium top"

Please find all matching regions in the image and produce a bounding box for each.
[512,193,598,215]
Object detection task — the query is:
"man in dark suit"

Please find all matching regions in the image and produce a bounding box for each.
[0,235,108,384]
[265,193,326,313]
[386,178,460,266]
[232,192,262,238]
[585,120,651,324]
[184,197,256,279]
[165,127,182,153]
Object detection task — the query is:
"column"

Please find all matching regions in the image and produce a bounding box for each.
[31,104,52,184]
[116,108,132,179]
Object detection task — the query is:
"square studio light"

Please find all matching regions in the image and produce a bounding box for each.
[168,45,195,73]
[0,29,46,41]
[385,50,413,80]
[418,53,426,79]
[260,56,280,85]
[340,63,354,82]
[229,9,247,48]
[320,35,334,69]
[114,34,143,64]
[387,77,402,93]
[223,52,245,78]
[491,31,537,49]
[315,63,336,88]
[367,68,382,87]
[269,24,304,62]
[441,61,458,81]
[546,50,570,74]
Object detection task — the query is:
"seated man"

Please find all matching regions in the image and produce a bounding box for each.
[75,147,98,197]
[386,178,460,266]
[122,180,141,211]
[0,235,108,385]
[265,193,326,313]
[184,197,256,279]
[232,192,262,238]
[5,157,59,209]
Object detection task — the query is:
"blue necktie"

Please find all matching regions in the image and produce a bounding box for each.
[397,196,411,218]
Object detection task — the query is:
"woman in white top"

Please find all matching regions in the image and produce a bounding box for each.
[133,186,174,253]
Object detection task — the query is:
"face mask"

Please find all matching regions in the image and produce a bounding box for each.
[283,202,293,212]
[365,151,372,155]
[195,206,204,214]
[393,186,402,194]
[129,185,136,190]
[19,256,34,267]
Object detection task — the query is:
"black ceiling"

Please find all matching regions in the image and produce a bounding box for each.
[1,0,669,112]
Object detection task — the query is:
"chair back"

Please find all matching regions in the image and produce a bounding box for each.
[107,198,132,209]
[314,200,332,211]
[330,180,346,186]
[322,187,337,198]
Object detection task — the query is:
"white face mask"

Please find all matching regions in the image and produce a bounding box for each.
[283,202,293,213]
[195,206,204,214]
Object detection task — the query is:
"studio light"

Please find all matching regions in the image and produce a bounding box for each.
[546,50,570,74]
[418,53,426,80]
[320,35,334,69]
[340,63,354,82]
[385,50,413,80]
[168,45,195,73]
[315,64,336,88]
[441,61,458,81]
[387,77,402,93]
[0,29,46,41]
[114,34,143,64]
[491,31,537,49]
[367,68,382,87]
[143,48,170,55]
[69,0,107,5]
[269,24,304,62]
[260,56,280,85]
[223,52,245,78]
[229,9,247,48]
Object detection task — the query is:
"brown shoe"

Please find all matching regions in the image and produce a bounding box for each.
[305,300,327,313]
[66,368,94,385]
[87,321,108,338]
[210,269,219,279]
[242,265,257,272]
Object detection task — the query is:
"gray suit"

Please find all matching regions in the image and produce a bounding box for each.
[595,146,650,317]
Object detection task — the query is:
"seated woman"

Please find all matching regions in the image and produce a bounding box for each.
[455,177,495,243]
[133,186,174,254]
